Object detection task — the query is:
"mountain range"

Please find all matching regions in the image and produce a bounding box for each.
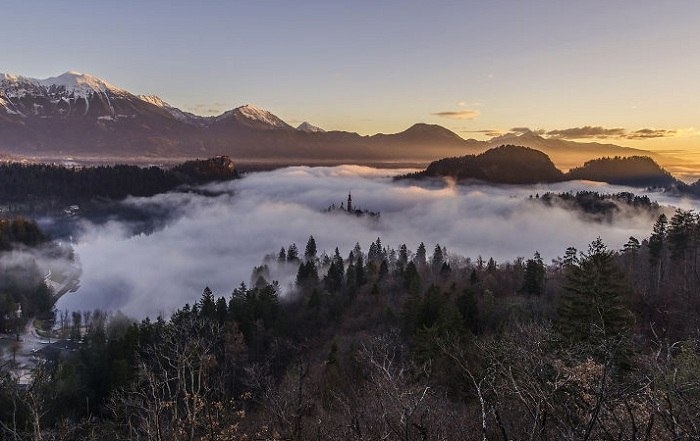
[0,71,673,167]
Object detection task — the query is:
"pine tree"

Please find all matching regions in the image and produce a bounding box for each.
[397,244,409,273]
[304,235,317,261]
[622,236,640,253]
[563,247,578,267]
[520,251,546,296]
[415,242,427,268]
[557,238,634,368]
[355,254,366,287]
[668,209,695,261]
[324,248,345,293]
[287,243,299,262]
[648,213,667,266]
[431,244,444,273]
[199,286,216,319]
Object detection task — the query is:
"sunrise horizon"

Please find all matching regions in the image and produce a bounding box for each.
[3,1,699,157]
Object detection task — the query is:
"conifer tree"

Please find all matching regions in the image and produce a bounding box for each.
[558,238,634,368]
[415,242,427,268]
[431,244,444,272]
[199,286,216,319]
[287,243,299,262]
[397,244,409,273]
[520,251,546,296]
[304,235,317,261]
[648,213,667,266]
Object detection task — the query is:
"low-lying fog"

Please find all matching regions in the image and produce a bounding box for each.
[51,165,700,319]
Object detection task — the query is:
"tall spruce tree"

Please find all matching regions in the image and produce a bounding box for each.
[304,235,317,262]
[558,238,634,368]
[520,251,546,296]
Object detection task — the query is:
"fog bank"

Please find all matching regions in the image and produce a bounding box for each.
[55,165,692,318]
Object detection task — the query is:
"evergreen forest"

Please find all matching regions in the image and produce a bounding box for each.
[2,208,700,440]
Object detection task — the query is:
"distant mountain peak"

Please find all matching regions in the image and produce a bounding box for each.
[1,71,127,102]
[297,121,325,133]
[217,104,292,129]
[41,71,126,97]
[395,123,465,142]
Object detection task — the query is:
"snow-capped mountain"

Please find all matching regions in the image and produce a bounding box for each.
[37,71,126,97]
[0,70,662,165]
[0,71,152,120]
[215,104,292,130]
[297,121,325,133]
[138,94,208,126]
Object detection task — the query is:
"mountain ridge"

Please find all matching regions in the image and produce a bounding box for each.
[0,71,675,169]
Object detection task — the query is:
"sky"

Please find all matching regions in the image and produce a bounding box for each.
[2,0,700,152]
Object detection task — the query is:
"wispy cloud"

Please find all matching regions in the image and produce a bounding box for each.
[188,103,226,115]
[546,126,627,139]
[502,126,678,140]
[510,127,546,136]
[464,129,503,137]
[626,128,676,139]
[432,109,480,120]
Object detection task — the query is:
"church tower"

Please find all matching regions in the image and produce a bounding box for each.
[347,192,353,212]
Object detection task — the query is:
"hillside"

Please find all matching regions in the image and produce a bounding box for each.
[402,146,683,190]
[404,145,565,184]
[565,156,679,187]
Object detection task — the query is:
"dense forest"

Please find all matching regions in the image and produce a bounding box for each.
[0,218,58,337]
[2,208,700,440]
[400,145,565,184]
[400,147,692,192]
[535,191,664,222]
[0,156,238,206]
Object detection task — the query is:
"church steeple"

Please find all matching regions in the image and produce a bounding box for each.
[347,192,353,212]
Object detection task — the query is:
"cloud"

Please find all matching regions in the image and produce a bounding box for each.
[546,126,627,139]
[503,126,678,140]
[626,128,676,139]
[464,129,503,137]
[432,109,480,120]
[509,127,546,135]
[51,165,700,320]
[188,103,225,115]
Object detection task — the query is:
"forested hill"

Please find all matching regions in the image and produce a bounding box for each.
[400,146,685,189]
[0,156,238,203]
[565,156,679,187]
[402,145,565,184]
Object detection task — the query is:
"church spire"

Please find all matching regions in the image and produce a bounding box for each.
[347,192,353,212]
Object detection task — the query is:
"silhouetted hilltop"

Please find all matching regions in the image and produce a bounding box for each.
[400,147,688,191]
[172,156,238,184]
[402,145,565,184]
[565,156,678,188]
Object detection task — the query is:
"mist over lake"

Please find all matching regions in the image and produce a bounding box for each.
[52,165,695,319]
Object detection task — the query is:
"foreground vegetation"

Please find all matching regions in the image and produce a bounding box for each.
[2,207,700,440]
